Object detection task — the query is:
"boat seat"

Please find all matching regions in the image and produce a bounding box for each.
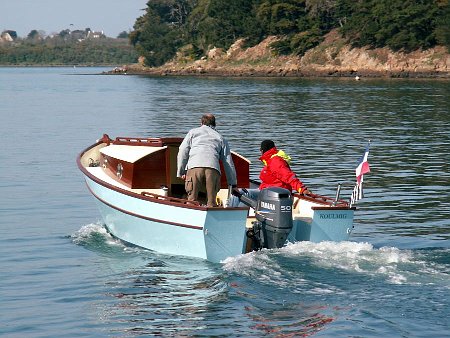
[216,188,232,207]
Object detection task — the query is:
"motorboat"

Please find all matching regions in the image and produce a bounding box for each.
[77,134,355,263]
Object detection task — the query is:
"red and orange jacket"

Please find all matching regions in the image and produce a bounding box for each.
[259,147,307,193]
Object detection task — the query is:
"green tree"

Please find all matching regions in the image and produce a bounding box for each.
[117,31,129,39]
[257,0,327,55]
[130,0,196,66]
[434,0,450,50]
[27,30,41,41]
[0,37,137,65]
[338,0,442,51]
[186,0,213,51]
[128,0,449,65]
[257,0,307,35]
[203,0,263,48]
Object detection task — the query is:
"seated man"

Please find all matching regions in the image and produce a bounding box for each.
[258,139,311,194]
[230,140,311,206]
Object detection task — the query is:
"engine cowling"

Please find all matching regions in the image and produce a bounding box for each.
[255,187,293,249]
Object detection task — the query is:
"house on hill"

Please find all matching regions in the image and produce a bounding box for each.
[86,30,105,39]
[69,28,105,41]
[63,28,106,42]
[0,30,18,42]
[70,29,87,41]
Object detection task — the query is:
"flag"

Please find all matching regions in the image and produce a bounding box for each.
[350,142,370,206]
[355,143,370,184]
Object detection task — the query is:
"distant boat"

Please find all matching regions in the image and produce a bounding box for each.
[77,134,355,263]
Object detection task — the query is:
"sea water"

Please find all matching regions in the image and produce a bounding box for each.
[0,67,449,337]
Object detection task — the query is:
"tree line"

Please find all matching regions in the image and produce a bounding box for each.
[129,0,450,67]
[0,30,137,66]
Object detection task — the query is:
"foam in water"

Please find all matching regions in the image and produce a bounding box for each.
[71,222,124,248]
[223,241,449,287]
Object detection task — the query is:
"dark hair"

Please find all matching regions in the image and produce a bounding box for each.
[201,114,216,127]
[260,140,275,153]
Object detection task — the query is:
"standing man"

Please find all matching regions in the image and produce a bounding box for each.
[177,114,237,207]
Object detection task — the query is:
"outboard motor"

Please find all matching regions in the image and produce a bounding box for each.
[233,187,293,250]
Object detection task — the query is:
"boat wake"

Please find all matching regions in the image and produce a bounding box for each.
[72,222,115,244]
[71,224,449,289]
[223,241,450,287]
[71,222,140,254]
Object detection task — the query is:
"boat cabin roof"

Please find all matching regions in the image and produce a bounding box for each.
[100,144,167,163]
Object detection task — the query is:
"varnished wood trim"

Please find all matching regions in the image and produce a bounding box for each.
[311,206,355,211]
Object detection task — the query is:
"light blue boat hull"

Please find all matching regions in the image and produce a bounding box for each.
[290,209,354,243]
[86,176,248,263]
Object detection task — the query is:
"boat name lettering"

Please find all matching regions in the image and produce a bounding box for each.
[260,201,275,210]
[319,213,348,219]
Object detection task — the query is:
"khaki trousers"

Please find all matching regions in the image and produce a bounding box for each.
[185,167,221,207]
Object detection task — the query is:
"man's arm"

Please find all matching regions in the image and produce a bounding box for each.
[177,133,191,178]
[221,139,237,186]
[271,157,307,192]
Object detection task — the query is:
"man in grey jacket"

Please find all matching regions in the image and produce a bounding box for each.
[177,114,237,207]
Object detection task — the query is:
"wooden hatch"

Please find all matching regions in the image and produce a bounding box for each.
[100,144,169,189]
[99,136,251,191]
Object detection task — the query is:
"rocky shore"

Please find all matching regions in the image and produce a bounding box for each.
[110,31,450,79]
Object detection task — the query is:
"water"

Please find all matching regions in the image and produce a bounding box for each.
[1,67,449,337]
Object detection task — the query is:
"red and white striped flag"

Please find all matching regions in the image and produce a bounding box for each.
[351,142,371,206]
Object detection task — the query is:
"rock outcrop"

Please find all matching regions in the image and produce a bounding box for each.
[120,30,450,78]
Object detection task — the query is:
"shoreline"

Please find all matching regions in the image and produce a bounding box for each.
[1,63,447,79]
[0,64,118,68]
[107,63,450,79]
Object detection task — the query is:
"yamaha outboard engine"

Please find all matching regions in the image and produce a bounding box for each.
[233,187,293,250]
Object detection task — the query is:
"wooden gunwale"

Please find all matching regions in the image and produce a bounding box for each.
[76,140,247,211]
[84,182,204,230]
[248,179,351,210]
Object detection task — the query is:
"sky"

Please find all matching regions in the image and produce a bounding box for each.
[1,0,148,38]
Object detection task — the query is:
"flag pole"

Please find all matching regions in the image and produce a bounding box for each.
[332,183,341,206]
[350,140,371,207]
